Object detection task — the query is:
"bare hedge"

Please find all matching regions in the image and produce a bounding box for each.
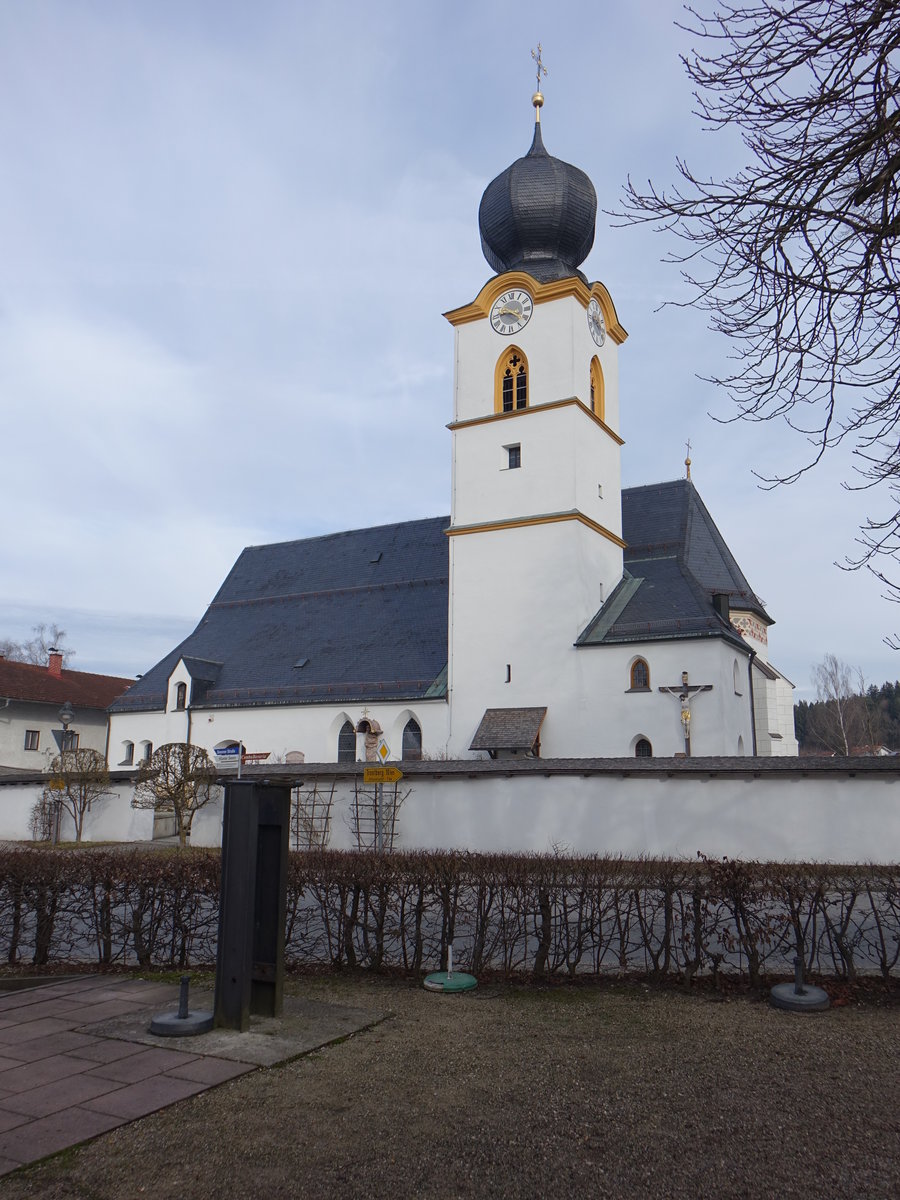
[1,847,898,984]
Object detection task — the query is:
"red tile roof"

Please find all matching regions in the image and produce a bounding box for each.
[0,658,134,710]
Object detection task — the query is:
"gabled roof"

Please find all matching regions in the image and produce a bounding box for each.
[578,480,767,648]
[111,516,451,713]
[0,658,134,710]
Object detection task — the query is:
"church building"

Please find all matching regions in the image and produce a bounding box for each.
[108,89,798,765]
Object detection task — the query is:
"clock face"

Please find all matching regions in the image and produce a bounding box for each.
[587,298,607,347]
[490,289,533,335]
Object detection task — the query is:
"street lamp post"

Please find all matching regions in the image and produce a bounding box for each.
[54,702,76,843]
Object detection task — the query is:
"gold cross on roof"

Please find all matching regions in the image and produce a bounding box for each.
[531,43,548,90]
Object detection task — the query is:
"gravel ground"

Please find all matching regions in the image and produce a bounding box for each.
[5,976,899,1200]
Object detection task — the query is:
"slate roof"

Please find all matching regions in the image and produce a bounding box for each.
[111,516,451,713]
[578,480,769,649]
[112,481,768,715]
[0,659,133,710]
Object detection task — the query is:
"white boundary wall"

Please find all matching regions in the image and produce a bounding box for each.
[1,762,898,863]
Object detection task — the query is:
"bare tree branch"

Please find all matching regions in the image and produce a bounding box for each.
[614,1,900,630]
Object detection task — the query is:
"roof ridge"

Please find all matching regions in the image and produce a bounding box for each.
[241,513,451,553]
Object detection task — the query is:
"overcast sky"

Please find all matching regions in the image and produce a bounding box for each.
[0,0,894,700]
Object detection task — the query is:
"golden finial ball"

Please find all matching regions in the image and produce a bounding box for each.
[532,91,544,109]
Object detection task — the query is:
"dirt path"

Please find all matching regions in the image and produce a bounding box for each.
[6,976,899,1199]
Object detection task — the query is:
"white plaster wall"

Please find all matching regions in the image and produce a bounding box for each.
[0,780,154,843]
[451,404,623,539]
[447,521,624,756]
[108,697,451,773]
[2,769,896,864]
[0,703,109,770]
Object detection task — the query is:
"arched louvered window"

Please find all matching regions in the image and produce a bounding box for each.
[495,347,528,413]
[402,718,422,761]
[337,720,356,763]
[635,738,652,758]
[630,659,650,690]
[589,356,605,421]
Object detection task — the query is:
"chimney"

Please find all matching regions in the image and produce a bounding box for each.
[48,648,63,677]
[712,593,731,621]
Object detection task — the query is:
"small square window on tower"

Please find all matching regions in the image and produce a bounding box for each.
[506,444,521,470]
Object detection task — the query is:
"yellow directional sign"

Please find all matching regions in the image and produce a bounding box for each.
[363,766,403,784]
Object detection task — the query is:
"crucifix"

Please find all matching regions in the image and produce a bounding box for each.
[658,670,712,756]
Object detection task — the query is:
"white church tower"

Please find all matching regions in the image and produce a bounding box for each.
[444,85,628,757]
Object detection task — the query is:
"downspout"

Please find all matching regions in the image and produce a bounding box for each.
[104,709,111,764]
[747,651,758,756]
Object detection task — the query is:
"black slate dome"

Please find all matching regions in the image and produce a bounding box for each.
[478,121,597,284]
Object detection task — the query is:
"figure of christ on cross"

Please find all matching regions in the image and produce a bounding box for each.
[658,671,712,756]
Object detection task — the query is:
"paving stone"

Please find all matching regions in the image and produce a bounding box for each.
[0,1105,122,1165]
[0,1056,27,1074]
[82,1074,207,1121]
[0,1154,21,1177]
[164,1058,255,1085]
[86,1046,199,1084]
[0,1017,77,1044]
[0,998,80,1021]
[0,1030,101,1062]
[74,999,163,1025]
[0,1108,29,1133]
[0,1054,91,1094]
[2,1073,126,1118]
[67,1038,146,1064]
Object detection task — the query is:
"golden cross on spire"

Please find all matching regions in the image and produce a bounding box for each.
[531,43,548,121]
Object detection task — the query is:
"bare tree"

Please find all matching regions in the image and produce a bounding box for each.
[0,623,75,666]
[132,743,217,846]
[618,1,900,614]
[36,749,111,843]
[806,654,872,754]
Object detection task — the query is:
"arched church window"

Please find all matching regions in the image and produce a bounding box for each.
[630,658,650,690]
[589,356,605,421]
[337,720,356,763]
[635,737,653,758]
[402,718,422,761]
[495,347,528,413]
[175,682,187,710]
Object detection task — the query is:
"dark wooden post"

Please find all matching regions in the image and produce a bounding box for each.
[214,781,290,1031]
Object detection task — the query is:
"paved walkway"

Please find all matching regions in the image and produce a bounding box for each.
[0,976,382,1178]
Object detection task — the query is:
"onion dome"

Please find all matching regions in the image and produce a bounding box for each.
[478,117,597,284]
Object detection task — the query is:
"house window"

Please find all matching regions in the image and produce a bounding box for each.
[495,347,528,413]
[122,741,134,765]
[337,720,356,763]
[589,356,604,421]
[175,682,187,710]
[142,741,153,762]
[630,659,650,690]
[402,718,422,761]
[62,731,79,752]
[506,444,521,470]
[24,730,39,751]
[635,738,653,758]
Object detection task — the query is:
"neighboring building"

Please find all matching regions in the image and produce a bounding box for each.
[108,92,798,765]
[0,651,134,770]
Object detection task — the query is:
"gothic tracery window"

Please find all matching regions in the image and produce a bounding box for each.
[495,347,528,413]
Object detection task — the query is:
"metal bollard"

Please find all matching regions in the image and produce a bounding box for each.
[178,974,190,1019]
